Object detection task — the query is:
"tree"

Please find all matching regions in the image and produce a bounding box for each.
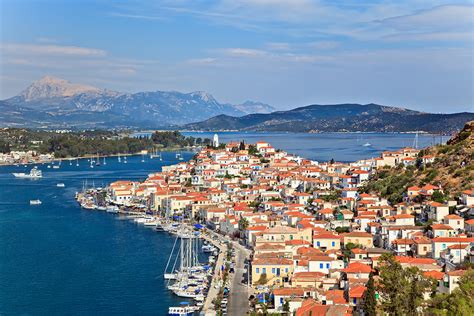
[431,190,446,204]
[282,299,290,314]
[364,272,377,316]
[239,217,249,230]
[256,273,268,285]
[428,269,474,315]
[377,254,434,316]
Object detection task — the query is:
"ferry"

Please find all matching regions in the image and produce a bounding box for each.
[30,199,42,205]
[13,167,43,179]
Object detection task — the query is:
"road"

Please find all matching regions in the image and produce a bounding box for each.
[228,241,252,316]
[202,234,227,315]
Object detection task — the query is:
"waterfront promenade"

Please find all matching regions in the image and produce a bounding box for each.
[201,232,227,315]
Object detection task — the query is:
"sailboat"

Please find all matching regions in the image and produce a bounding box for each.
[76,158,79,166]
[103,157,107,165]
[95,153,101,167]
[141,153,145,163]
[118,153,121,163]
[123,156,127,164]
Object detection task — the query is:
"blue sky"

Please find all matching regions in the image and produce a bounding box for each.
[1,0,473,113]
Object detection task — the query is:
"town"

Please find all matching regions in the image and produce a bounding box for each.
[82,134,473,315]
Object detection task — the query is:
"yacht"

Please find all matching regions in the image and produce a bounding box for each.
[13,167,43,179]
[30,199,42,205]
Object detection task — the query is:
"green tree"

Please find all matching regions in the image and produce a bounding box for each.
[377,254,434,315]
[364,272,377,316]
[282,299,290,314]
[428,270,474,315]
[239,217,249,230]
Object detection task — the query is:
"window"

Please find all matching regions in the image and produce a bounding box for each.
[442,244,446,249]
[319,263,323,269]
[326,263,330,269]
[280,298,284,304]
[285,268,288,273]
[316,241,320,247]
[272,268,275,274]
[256,268,260,274]
[262,268,266,274]
[331,241,335,247]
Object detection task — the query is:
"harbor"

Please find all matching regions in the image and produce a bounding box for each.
[75,184,240,315]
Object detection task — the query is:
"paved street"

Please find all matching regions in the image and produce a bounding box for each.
[202,234,227,315]
[228,241,252,315]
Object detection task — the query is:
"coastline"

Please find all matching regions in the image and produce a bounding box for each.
[0,146,198,167]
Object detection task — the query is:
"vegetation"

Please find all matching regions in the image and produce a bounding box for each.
[364,273,377,316]
[361,121,474,201]
[427,270,474,315]
[376,254,435,316]
[0,128,209,158]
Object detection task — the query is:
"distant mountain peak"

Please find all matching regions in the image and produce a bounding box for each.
[20,75,102,101]
[188,91,217,103]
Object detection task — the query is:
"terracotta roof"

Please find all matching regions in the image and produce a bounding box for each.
[349,285,367,298]
[273,287,306,296]
[423,270,444,280]
[343,262,372,273]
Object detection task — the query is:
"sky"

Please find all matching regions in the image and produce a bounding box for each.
[0,0,473,113]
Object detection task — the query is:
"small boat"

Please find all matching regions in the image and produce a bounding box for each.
[168,305,197,316]
[52,165,60,169]
[202,245,214,253]
[106,205,119,213]
[56,183,65,187]
[363,142,371,147]
[47,165,51,169]
[30,199,42,205]
[96,206,107,211]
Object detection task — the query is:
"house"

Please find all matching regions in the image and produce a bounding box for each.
[431,237,474,259]
[313,232,341,251]
[431,224,456,238]
[348,285,366,309]
[252,257,294,286]
[427,202,450,222]
[273,288,306,313]
[461,189,474,206]
[443,214,464,231]
[342,231,373,248]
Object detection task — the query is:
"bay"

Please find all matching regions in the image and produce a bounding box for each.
[0,153,195,315]
[182,131,449,162]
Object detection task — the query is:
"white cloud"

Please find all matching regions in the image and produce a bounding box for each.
[221,48,268,57]
[377,5,474,32]
[1,43,107,57]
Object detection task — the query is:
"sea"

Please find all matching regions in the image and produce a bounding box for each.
[0,132,449,315]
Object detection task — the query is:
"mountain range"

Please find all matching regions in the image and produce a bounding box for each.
[184,103,474,133]
[1,76,472,133]
[0,76,275,129]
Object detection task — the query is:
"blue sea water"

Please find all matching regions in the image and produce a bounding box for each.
[0,132,450,315]
[0,153,195,315]
[183,131,449,162]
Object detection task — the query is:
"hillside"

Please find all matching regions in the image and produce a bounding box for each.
[184,103,474,133]
[0,76,274,129]
[362,121,474,203]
